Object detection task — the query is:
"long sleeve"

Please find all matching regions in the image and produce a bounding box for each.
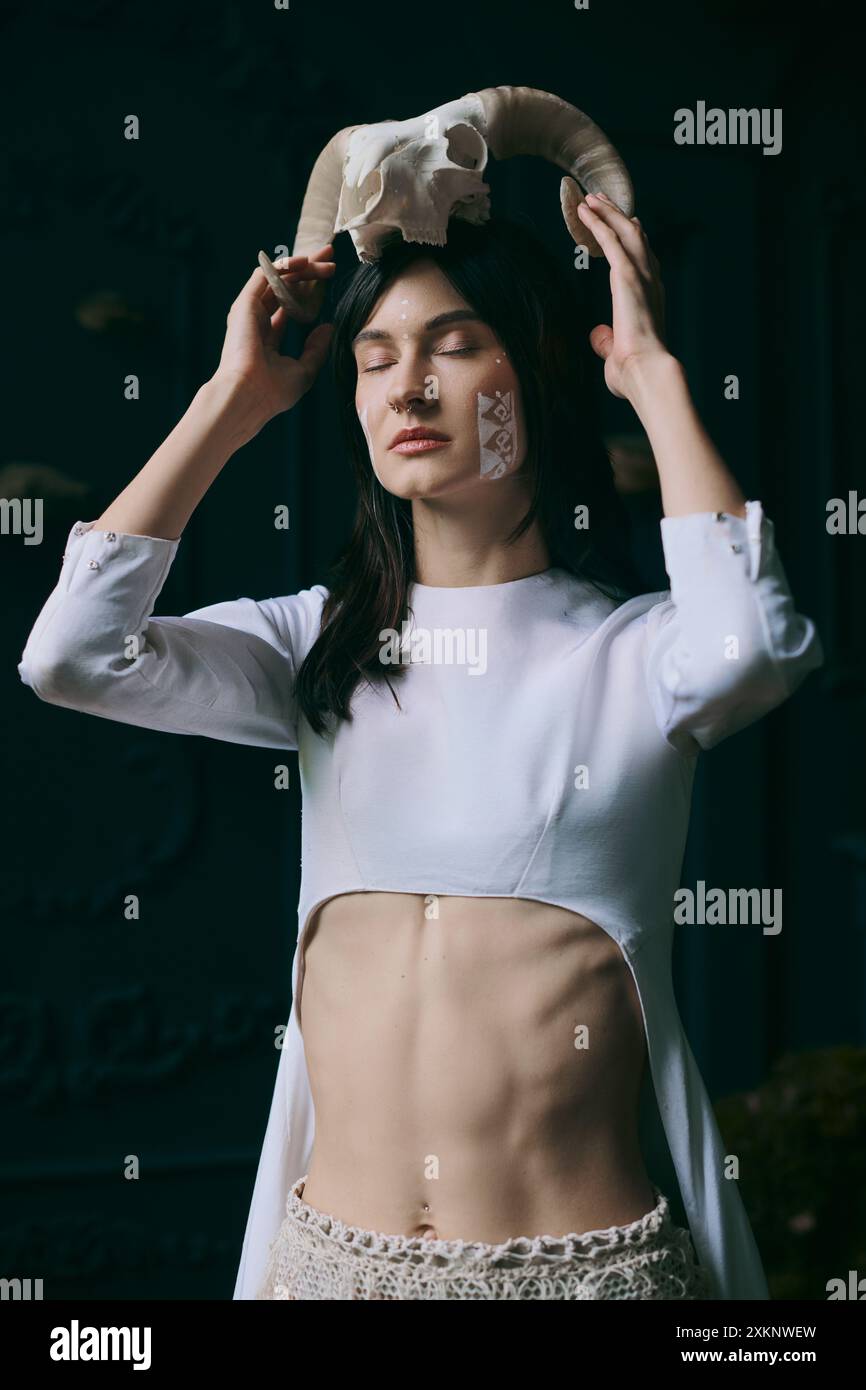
[642,500,824,755]
[17,519,328,750]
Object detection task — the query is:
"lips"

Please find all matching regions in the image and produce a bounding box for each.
[389,426,452,450]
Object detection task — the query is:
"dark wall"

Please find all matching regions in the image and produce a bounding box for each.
[1,0,862,1299]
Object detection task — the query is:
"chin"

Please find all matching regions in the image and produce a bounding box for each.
[377,455,476,500]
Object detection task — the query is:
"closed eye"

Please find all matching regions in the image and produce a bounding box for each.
[362,347,477,374]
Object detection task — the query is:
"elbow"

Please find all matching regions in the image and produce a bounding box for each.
[771,611,825,694]
[704,644,806,720]
[687,625,823,749]
[18,651,59,703]
[708,606,824,707]
[18,650,95,706]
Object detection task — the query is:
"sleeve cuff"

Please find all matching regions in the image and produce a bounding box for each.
[60,519,179,592]
[659,500,767,587]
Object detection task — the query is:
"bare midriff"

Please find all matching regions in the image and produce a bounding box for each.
[297,892,656,1243]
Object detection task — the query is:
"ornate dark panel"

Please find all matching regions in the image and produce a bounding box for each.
[0,988,287,1109]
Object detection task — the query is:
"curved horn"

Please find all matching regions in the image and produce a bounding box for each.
[264,126,356,323]
[474,86,633,257]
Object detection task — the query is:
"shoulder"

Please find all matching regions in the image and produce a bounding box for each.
[257,584,330,665]
[545,569,672,643]
[602,588,674,633]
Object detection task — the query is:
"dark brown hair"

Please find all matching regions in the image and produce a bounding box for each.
[295,215,642,736]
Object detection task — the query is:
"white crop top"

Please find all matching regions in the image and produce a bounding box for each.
[18,501,824,1300]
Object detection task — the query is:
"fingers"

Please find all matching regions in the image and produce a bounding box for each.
[588,323,614,361]
[577,199,640,282]
[293,322,334,391]
[265,303,292,346]
[258,248,335,307]
[586,193,646,249]
[578,199,666,349]
[230,248,336,319]
[579,198,668,353]
[273,243,334,261]
[268,259,335,319]
[579,194,653,280]
[272,246,336,276]
[301,320,334,361]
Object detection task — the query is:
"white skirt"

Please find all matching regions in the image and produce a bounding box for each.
[255,1174,713,1301]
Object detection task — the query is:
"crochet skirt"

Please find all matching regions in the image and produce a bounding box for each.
[255,1175,713,1301]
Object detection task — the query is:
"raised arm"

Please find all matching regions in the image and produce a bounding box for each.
[18,249,336,748]
[575,193,823,752]
[90,247,335,541]
[576,189,748,518]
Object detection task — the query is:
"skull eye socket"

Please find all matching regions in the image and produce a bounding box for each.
[444,122,488,171]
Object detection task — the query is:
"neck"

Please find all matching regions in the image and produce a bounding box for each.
[410,484,550,588]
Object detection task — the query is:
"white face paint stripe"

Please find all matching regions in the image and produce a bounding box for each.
[358,403,386,484]
[477,389,519,479]
[359,405,373,454]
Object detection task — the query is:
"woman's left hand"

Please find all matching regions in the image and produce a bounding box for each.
[577,192,669,401]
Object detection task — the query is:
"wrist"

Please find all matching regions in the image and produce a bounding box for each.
[198,371,273,450]
[620,350,685,416]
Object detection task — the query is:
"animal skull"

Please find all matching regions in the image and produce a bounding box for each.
[334,96,492,263]
[266,86,634,321]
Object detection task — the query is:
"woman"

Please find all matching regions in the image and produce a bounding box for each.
[18,204,822,1301]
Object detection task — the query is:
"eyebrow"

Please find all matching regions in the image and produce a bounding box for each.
[352,309,483,347]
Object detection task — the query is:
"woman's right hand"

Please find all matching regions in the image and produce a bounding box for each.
[213,245,336,429]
